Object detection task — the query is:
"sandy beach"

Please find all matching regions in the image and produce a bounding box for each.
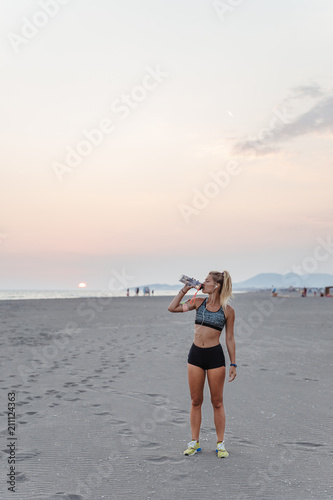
[0,292,332,500]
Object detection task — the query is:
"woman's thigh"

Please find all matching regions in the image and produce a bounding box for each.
[207,367,226,402]
[187,363,206,403]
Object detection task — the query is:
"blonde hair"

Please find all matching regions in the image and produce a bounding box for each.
[209,270,233,312]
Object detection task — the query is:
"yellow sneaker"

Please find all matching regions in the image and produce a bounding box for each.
[183,440,201,456]
[216,441,229,458]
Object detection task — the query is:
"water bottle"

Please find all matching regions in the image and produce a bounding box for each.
[179,275,203,290]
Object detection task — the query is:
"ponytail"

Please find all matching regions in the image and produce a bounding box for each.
[209,270,233,312]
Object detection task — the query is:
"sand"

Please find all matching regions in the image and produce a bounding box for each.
[0,292,332,500]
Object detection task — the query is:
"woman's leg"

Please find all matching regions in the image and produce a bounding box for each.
[187,363,206,441]
[207,367,226,442]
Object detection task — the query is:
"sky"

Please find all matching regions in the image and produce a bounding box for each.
[1,0,333,290]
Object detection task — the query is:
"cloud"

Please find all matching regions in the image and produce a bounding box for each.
[232,83,333,157]
[289,83,324,99]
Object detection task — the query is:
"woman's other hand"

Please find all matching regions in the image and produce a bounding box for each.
[229,366,236,382]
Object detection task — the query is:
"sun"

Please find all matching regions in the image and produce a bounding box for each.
[78,282,87,288]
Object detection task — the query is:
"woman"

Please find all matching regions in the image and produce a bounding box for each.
[168,271,236,458]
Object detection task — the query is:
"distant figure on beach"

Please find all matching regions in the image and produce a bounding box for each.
[126,288,129,297]
[168,270,236,458]
[151,289,154,296]
[301,287,307,297]
[135,287,139,296]
[272,286,278,297]
[143,286,150,296]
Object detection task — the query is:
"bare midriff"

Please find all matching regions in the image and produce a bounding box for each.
[193,325,221,348]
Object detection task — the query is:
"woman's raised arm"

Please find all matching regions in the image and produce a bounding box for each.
[168,285,195,312]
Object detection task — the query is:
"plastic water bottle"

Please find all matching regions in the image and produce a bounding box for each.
[179,275,203,290]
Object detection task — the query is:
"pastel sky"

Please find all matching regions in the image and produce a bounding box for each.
[1,0,333,289]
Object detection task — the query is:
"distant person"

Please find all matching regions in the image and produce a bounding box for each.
[168,271,236,459]
[126,288,129,297]
[151,289,154,296]
[135,287,139,296]
[301,287,307,297]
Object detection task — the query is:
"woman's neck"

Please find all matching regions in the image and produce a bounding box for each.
[207,293,220,307]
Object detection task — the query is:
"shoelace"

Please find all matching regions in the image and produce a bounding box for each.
[187,440,197,448]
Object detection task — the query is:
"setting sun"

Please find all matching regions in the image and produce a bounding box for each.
[78,282,87,288]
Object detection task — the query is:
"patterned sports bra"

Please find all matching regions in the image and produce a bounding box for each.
[195,298,226,332]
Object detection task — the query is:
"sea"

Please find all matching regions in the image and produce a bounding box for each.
[0,290,247,301]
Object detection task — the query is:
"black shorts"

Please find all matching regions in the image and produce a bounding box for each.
[187,343,225,370]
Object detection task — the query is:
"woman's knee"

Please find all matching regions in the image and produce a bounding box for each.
[211,398,223,409]
[191,397,203,407]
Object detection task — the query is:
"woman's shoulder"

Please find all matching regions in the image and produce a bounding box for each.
[194,296,206,309]
[224,304,235,319]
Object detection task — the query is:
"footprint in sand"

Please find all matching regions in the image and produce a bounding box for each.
[47,495,84,500]
[280,441,325,456]
[146,456,184,464]
[15,471,29,482]
[284,441,324,449]
[16,449,41,461]
[140,442,162,450]
[231,436,261,448]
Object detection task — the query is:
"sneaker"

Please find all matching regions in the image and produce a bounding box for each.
[216,441,229,458]
[183,440,201,456]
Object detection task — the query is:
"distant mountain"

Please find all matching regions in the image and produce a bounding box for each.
[135,273,333,292]
[233,272,333,290]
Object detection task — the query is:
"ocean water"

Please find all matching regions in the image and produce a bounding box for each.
[0,289,247,301]
[0,289,181,300]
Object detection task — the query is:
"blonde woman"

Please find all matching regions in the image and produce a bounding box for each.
[168,271,236,458]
